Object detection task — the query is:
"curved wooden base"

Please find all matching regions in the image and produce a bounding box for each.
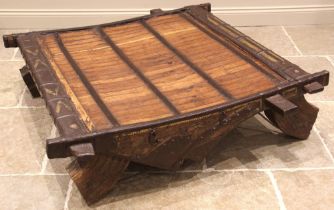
[265,95,318,139]
[64,96,320,205]
[67,156,129,205]
[134,102,261,170]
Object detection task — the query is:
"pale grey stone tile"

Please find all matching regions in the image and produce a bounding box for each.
[0,108,53,173]
[68,171,279,209]
[206,117,334,169]
[274,170,334,210]
[0,175,69,210]
[284,25,334,55]
[237,26,299,56]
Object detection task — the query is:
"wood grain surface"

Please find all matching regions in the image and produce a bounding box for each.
[36,12,286,131]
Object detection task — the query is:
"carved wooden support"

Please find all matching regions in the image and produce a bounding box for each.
[67,155,129,205]
[265,95,318,139]
[20,66,41,98]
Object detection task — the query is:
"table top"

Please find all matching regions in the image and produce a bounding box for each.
[8,4,329,140]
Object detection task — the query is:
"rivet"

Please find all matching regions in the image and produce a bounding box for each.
[69,123,78,129]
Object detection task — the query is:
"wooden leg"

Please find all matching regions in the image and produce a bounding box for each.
[265,95,318,139]
[67,155,129,205]
[20,66,40,98]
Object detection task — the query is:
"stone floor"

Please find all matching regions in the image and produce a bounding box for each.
[0,25,334,210]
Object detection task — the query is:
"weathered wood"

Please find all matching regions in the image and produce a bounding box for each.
[303,81,324,94]
[67,155,129,205]
[55,33,120,127]
[20,66,41,98]
[70,143,95,158]
[265,95,318,139]
[3,34,18,48]
[141,20,234,100]
[95,26,180,115]
[265,94,297,116]
[150,8,164,15]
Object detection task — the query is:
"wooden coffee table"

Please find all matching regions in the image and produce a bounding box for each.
[3,3,329,205]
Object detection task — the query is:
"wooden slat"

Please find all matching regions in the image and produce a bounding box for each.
[180,13,282,83]
[56,29,174,125]
[146,14,277,99]
[40,34,113,130]
[95,26,180,115]
[187,7,304,81]
[141,20,234,100]
[103,22,227,113]
[55,33,120,126]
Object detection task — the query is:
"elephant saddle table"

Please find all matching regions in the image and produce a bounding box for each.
[3,3,329,205]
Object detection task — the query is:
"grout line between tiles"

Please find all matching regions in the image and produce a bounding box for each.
[265,170,287,210]
[326,55,334,68]
[0,173,68,176]
[313,126,334,164]
[281,26,303,56]
[283,55,334,58]
[64,180,73,210]
[202,158,208,170]
[39,154,48,174]
[218,167,334,172]
[0,106,45,109]
[133,167,334,174]
[17,86,27,106]
[309,100,334,103]
[0,59,24,62]
[40,125,58,174]
[10,48,19,61]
